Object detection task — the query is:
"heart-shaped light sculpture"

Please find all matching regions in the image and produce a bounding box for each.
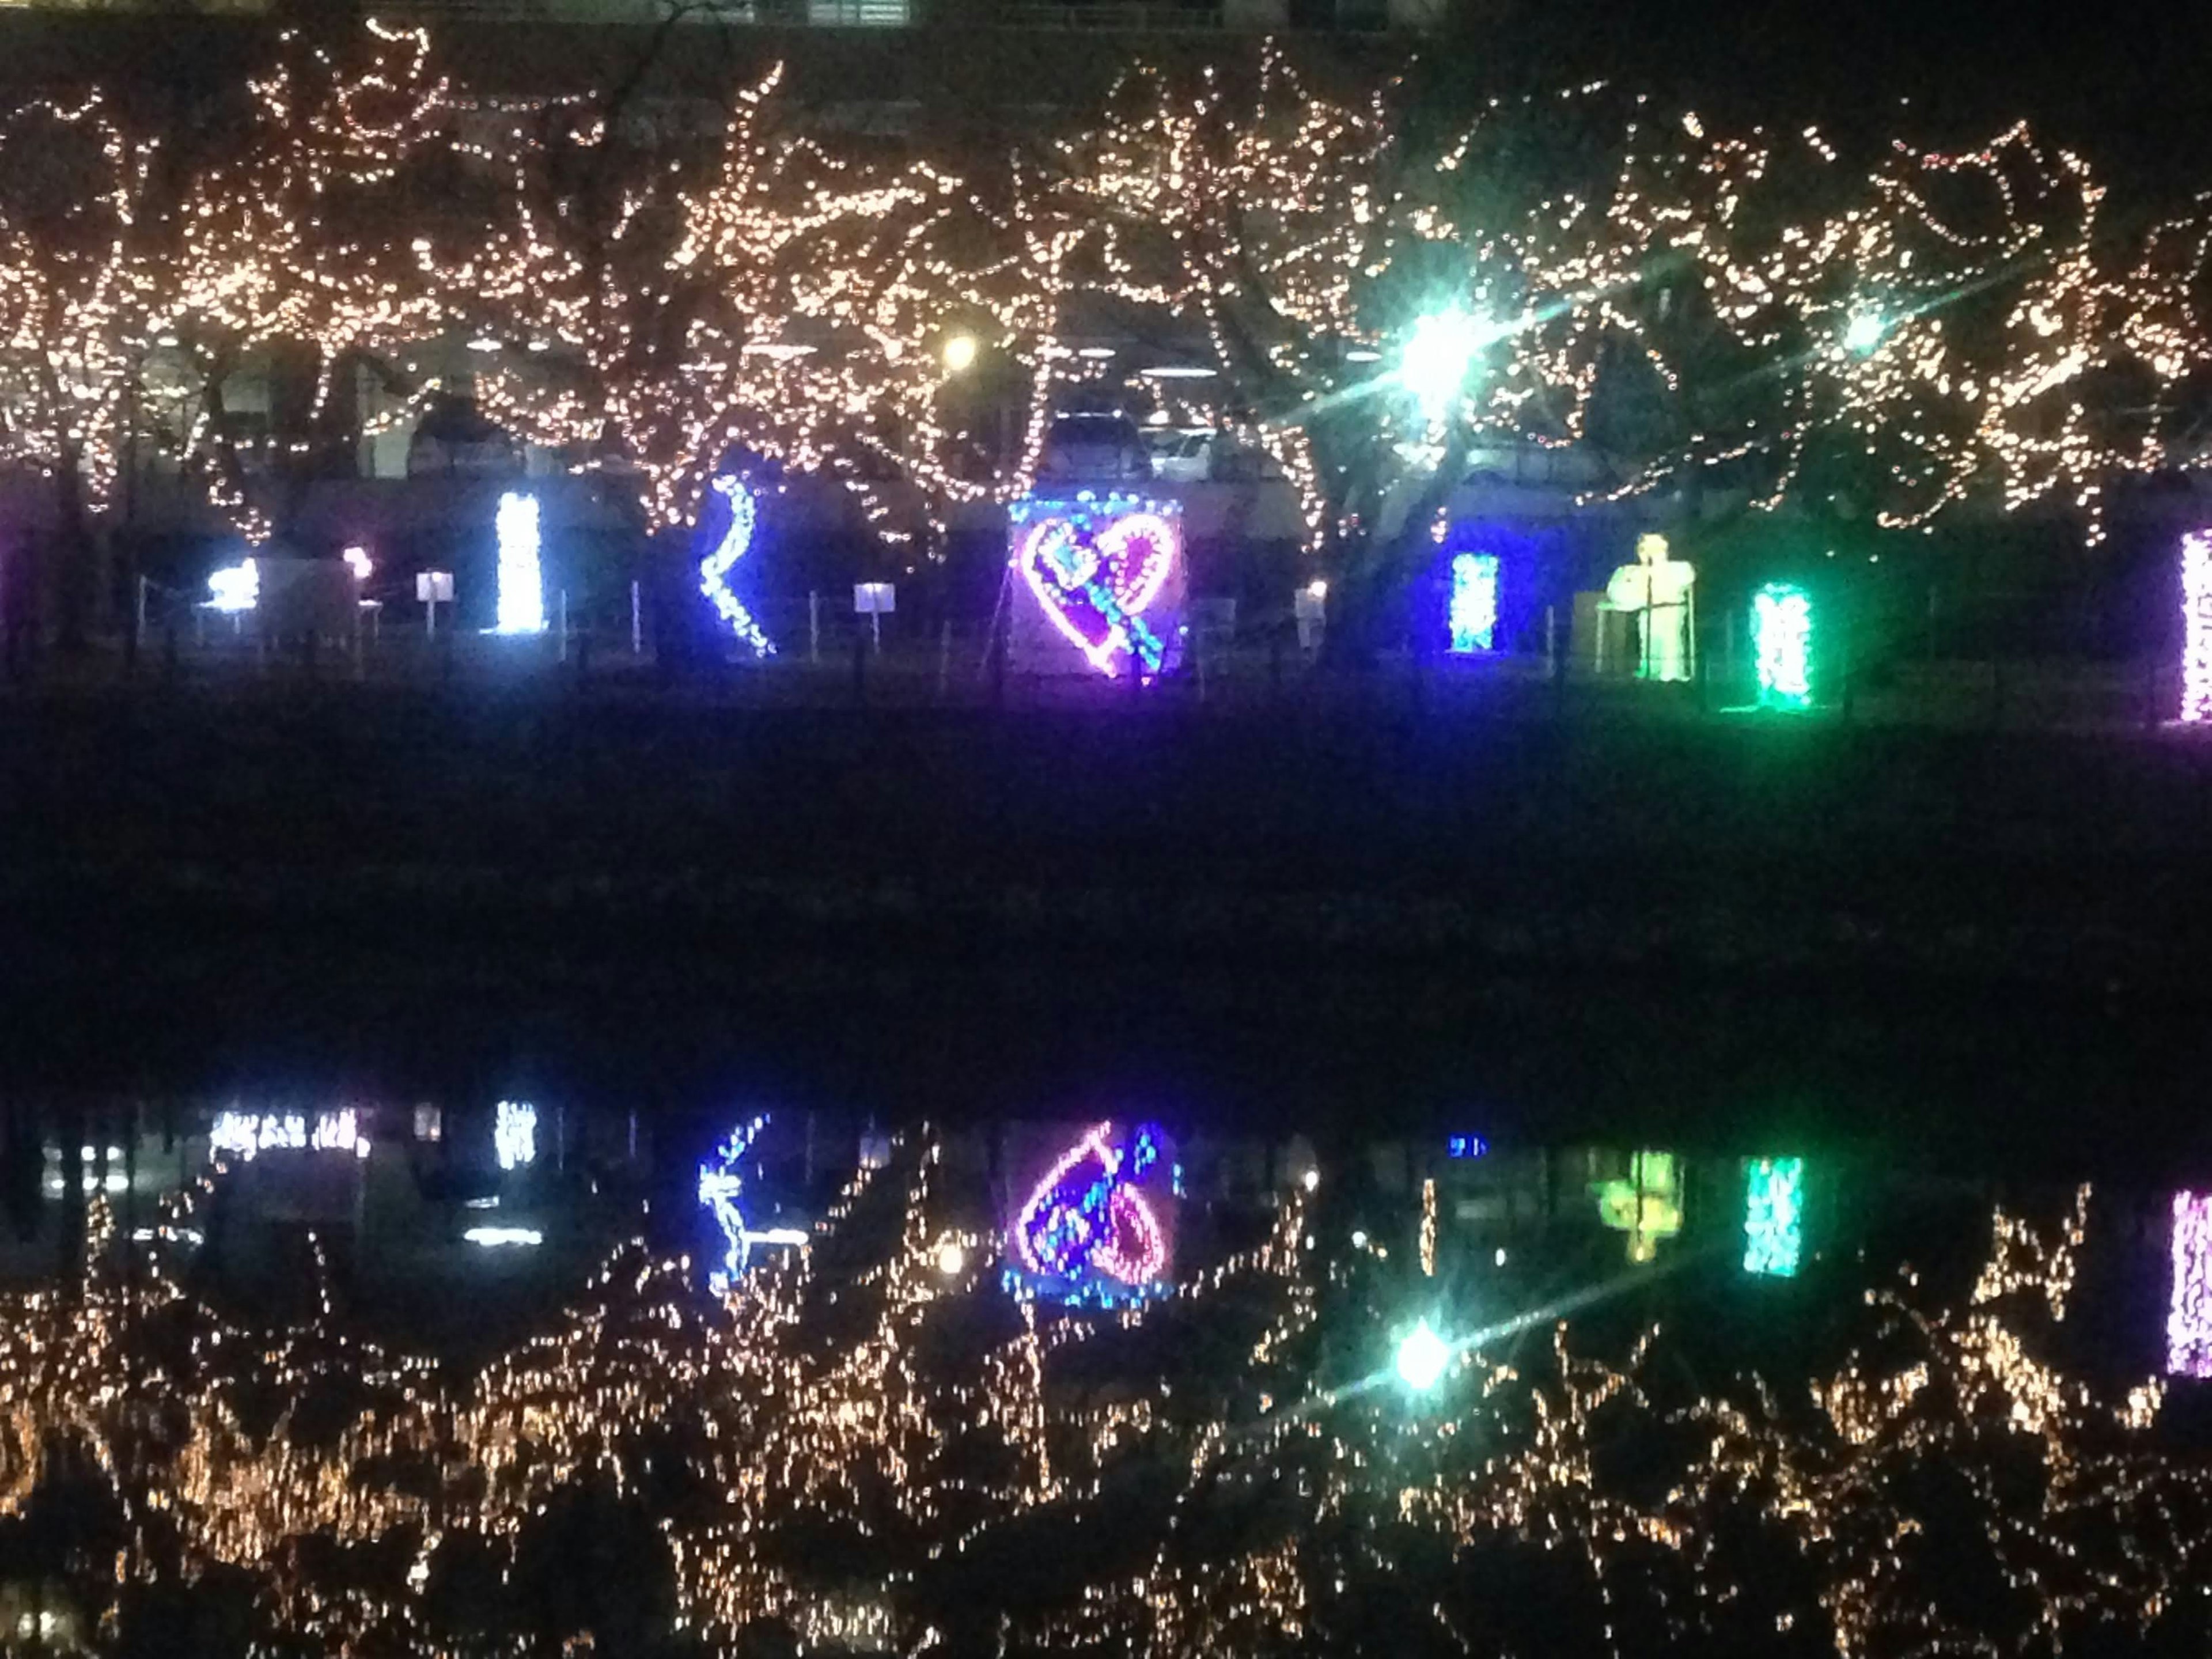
[1012,495,1181,679]
[1013,1122,1168,1287]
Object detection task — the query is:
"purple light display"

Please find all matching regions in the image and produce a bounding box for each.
[2170,1192,2212,1378]
[1012,1122,1169,1289]
[1009,493,1181,679]
[2183,532,2212,724]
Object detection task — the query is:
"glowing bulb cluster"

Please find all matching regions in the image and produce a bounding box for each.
[1743,1157,1806,1278]
[493,493,544,635]
[1448,552,1498,653]
[2181,533,2212,723]
[1752,582,1813,709]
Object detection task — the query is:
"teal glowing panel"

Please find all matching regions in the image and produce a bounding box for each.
[1752,583,1812,709]
[1743,1157,1805,1278]
[1448,552,1499,654]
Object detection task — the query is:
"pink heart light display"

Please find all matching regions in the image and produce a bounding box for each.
[1014,508,1179,677]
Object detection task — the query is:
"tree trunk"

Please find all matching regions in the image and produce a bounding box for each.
[1321,426,1471,672]
[52,446,97,654]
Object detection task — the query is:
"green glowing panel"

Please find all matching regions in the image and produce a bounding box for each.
[1752,582,1813,709]
[1743,1157,1805,1278]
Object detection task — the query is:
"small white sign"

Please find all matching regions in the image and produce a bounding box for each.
[416,570,456,603]
[853,582,896,616]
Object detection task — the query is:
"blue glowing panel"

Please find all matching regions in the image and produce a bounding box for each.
[1448,554,1499,653]
[698,1115,770,1293]
[1446,1134,1489,1159]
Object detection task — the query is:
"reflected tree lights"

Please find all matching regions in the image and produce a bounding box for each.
[0,1149,2192,1659]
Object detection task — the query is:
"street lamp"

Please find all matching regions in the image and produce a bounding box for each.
[1843,312,1887,355]
[1403,309,1486,422]
[942,333,979,373]
[1395,1319,1452,1391]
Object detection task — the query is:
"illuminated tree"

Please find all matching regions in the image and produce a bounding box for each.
[449,47,1066,573]
[1065,60,2212,657]
[162,20,457,543]
[0,92,173,639]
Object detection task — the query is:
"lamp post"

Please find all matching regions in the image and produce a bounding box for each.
[1395,1319,1452,1392]
[1844,312,1888,355]
[1402,309,1486,423]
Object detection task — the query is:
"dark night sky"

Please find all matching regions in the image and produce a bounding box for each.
[1448,0,2210,189]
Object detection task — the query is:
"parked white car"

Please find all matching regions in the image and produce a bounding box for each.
[1147,429,1215,483]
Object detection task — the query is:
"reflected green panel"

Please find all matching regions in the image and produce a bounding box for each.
[1743,1156,1806,1277]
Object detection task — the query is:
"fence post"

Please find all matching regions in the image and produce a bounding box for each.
[631,580,643,656]
[851,624,867,704]
[809,590,821,665]
[1839,610,1855,724]
[1552,610,1569,721]
[937,620,951,700]
[558,590,569,664]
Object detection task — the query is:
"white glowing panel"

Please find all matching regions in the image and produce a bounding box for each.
[494,1101,537,1171]
[207,560,259,613]
[493,493,545,635]
[464,1226,543,1248]
[209,1109,368,1160]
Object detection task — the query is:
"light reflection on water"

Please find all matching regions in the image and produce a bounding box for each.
[0,1098,2209,1657]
